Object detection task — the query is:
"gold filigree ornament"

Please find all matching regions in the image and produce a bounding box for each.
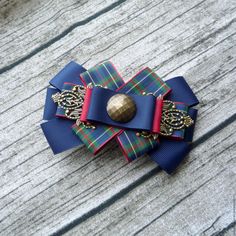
[136,131,159,140]
[136,98,194,139]
[159,100,194,136]
[52,85,95,129]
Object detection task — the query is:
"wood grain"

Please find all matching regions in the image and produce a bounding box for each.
[65,122,236,236]
[0,0,235,235]
[0,0,121,70]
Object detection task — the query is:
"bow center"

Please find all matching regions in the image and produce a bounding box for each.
[106,94,136,123]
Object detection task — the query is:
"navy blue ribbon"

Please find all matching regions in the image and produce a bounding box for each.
[149,77,199,173]
[41,61,86,154]
[41,62,199,173]
[87,87,156,131]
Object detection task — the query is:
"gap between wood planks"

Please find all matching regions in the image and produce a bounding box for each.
[212,221,236,236]
[49,113,236,236]
[0,0,233,233]
[0,0,128,75]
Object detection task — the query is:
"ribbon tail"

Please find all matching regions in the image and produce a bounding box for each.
[149,108,198,174]
[72,124,121,154]
[149,140,190,174]
[72,62,125,154]
[115,67,170,161]
[41,118,84,154]
[116,130,159,161]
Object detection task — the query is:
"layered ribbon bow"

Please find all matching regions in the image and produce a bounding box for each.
[41,61,199,174]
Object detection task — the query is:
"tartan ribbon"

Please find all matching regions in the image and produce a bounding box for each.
[74,63,171,159]
[41,61,199,174]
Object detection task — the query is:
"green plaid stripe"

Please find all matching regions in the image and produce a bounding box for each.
[80,61,124,90]
[117,68,171,161]
[118,67,171,96]
[75,64,171,159]
[74,62,124,153]
[117,130,159,161]
[72,124,120,154]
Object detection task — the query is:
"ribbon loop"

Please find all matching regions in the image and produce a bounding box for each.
[166,76,199,106]
[41,118,83,154]
[80,61,124,89]
[50,61,86,90]
[86,87,156,131]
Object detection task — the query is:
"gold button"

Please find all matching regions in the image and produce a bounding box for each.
[106,94,136,123]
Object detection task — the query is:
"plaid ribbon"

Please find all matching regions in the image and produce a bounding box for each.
[72,124,121,154]
[73,62,123,154]
[80,61,124,90]
[117,68,171,161]
[117,130,160,161]
[74,62,172,160]
[118,67,170,96]
[41,60,198,174]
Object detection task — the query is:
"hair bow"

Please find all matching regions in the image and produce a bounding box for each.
[41,61,199,174]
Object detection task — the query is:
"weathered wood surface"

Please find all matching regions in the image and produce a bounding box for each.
[66,123,236,236]
[0,0,235,235]
[0,0,119,70]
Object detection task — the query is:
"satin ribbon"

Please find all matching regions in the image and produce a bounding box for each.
[41,61,199,174]
[87,86,157,131]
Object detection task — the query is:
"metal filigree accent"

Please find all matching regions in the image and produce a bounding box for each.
[52,85,85,120]
[159,100,194,136]
[136,131,159,140]
[136,99,194,139]
[52,85,95,129]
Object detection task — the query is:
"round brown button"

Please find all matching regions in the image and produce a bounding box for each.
[106,94,136,123]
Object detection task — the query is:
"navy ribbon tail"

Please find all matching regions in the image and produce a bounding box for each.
[149,77,199,174]
[41,119,83,154]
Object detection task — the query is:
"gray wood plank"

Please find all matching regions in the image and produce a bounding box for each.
[0,0,121,70]
[1,0,235,139]
[0,0,235,235]
[65,123,236,236]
